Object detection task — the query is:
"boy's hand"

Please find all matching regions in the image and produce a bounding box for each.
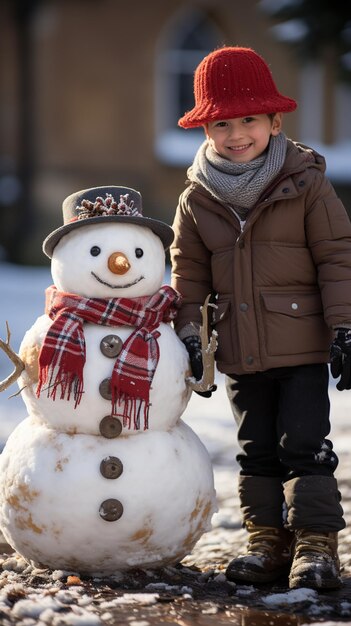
[182,335,217,398]
[330,328,351,391]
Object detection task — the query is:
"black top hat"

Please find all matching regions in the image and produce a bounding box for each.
[42,185,174,258]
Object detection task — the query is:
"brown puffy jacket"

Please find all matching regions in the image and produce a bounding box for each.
[170,140,351,375]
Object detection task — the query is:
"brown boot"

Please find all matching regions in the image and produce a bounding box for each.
[226,522,293,583]
[289,530,342,590]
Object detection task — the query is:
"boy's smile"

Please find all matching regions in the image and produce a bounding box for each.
[205,113,282,163]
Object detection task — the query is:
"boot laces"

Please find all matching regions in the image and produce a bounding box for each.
[294,531,335,559]
[247,526,284,555]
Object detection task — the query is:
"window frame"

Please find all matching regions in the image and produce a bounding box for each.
[154,8,223,166]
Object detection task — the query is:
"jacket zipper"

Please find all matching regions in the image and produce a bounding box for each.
[232,210,246,241]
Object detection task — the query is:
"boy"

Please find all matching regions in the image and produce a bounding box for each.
[170,46,351,589]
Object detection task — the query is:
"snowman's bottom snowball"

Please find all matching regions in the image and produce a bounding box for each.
[0,418,217,574]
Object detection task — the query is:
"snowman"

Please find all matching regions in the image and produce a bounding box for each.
[0,186,217,574]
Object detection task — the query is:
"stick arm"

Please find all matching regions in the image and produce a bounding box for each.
[187,295,218,392]
[0,323,25,392]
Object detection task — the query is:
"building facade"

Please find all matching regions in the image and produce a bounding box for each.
[0,0,350,263]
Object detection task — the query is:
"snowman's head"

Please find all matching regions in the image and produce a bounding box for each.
[44,185,174,298]
[51,222,166,298]
[43,186,173,258]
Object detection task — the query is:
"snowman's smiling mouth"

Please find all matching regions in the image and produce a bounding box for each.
[91,272,144,289]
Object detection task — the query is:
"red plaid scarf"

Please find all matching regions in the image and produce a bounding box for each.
[37,284,181,429]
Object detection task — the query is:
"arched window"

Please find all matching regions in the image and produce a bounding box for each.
[155,8,223,166]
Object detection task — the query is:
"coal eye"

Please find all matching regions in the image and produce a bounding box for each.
[90,246,101,257]
[135,248,143,258]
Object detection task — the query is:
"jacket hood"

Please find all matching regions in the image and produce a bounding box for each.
[283,139,326,176]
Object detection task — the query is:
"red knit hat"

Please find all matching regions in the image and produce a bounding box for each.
[178,46,297,128]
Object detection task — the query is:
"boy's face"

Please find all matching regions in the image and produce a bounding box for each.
[205,113,282,163]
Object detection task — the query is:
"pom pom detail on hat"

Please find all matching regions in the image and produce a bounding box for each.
[178,46,297,128]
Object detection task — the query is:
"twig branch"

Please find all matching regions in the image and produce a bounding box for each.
[0,322,25,392]
[187,295,217,392]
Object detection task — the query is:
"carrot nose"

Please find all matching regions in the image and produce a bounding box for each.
[108,252,131,275]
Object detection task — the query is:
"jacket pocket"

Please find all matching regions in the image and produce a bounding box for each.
[260,291,330,357]
[261,291,323,317]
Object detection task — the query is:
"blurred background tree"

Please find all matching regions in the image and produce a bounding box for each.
[260,0,351,83]
[260,0,351,145]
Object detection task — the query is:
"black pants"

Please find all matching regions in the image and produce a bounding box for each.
[225,364,339,481]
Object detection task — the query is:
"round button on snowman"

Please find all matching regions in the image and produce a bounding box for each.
[0,186,217,574]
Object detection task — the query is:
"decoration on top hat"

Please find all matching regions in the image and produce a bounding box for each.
[42,185,175,257]
[77,194,141,221]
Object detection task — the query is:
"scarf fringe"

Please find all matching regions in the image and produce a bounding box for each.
[113,393,150,430]
[37,367,84,409]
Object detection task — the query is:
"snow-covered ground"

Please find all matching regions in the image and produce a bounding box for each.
[0,262,351,624]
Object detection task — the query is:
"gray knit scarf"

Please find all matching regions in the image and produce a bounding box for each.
[188,132,287,215]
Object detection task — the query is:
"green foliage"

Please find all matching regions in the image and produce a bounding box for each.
[263,0,351,83]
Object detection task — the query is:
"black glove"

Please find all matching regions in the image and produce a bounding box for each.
[330,328,351,391]
[182,335,217,398]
